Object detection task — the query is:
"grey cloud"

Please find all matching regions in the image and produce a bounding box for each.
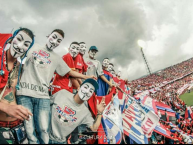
[1,0,193,80]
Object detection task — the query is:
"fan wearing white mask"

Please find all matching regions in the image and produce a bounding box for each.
[97,58,114,96]
[69,42,88,93]
[84,46,113,94]
[108,63,115,75]
[16,30,96,144]
[52,42,84,95]
[49,79,106,144]
[74,42,88,76]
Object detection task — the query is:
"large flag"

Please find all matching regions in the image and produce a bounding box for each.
[118,81,128,113]
[141,96,158,114]
[88,87,116,144]
[97,70,113,96]
[88,87,116,116]
[154,123,173,139]
[123,97,159,144]
[102,94,123,144]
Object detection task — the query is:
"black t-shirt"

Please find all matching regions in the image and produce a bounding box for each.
[0,133,8,144]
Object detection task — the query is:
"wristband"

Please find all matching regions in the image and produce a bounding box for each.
[97,112,103,116]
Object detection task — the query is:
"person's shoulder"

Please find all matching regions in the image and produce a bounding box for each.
[81,104,91,114]
[53,89,73,98]
[31,43,44,50]
[76,54,82,59]
[62,53,71,59]
[74,54,81,61]
[91,58,100,64]
[84,56,90,61]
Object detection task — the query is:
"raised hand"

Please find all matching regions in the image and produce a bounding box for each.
[97,97,106,114]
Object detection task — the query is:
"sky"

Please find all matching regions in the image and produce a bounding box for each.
[1,0,193,80]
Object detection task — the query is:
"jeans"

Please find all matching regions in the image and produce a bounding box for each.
[16,96,51,144]
[49,139,67,144]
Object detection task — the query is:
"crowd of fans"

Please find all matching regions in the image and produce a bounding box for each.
[131,58,193,91]
[127,58,193,144]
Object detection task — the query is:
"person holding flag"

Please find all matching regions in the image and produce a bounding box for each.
[97,58,113,96]
[52,41,81,94]
[49,79,106,144]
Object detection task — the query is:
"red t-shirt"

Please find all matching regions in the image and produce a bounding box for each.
[0,50,9,89]
[113,77,124,87]
[52,53,75,94]
[74,54,88,74]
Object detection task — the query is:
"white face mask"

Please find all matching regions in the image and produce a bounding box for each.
[78,83,95,101]
[111,71,116,77]
[10,31,32,59]
[69,44,80,58]
[79,43,86,55]
[102,59,110,68]
[108,64,114,71]
[89,50,97,59]
[46,32,63,51]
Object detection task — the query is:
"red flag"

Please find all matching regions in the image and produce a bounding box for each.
[87,87,116,144]
[0,34,12,49]
[88,87,116,116]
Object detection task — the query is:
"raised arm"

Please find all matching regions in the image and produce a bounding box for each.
[100,75,113,87]
[68,70,97,80]
[90,97,106,132]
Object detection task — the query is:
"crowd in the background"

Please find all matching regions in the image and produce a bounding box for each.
[131,58,193,91]
[127,58,193,144]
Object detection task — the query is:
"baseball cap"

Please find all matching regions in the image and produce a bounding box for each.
[89,46,98,52]
[82,78,99,93]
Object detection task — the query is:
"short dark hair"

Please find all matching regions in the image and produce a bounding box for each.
[19,27,35,40]
[79,42,85,45]
[51,29,65,38]
[103,58,109,60]
[70,42,80,47]
[109,63,114,67]
[8,27,35,44]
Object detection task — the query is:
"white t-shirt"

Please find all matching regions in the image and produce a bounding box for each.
[17,44,71,99]
[84,57,104,78]
[49,89,94,142]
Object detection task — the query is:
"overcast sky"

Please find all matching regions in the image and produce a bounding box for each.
[1,0,193,80]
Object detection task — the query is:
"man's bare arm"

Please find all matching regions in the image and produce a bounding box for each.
[90,97,106,132]
[68,70,97,80]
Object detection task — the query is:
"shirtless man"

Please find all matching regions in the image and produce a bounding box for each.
[0,28,34,144]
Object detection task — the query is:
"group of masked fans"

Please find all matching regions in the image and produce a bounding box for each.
[1,27,193,145]
[0,27,126,144]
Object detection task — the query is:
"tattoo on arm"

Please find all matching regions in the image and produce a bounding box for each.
[2,92,15,103]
